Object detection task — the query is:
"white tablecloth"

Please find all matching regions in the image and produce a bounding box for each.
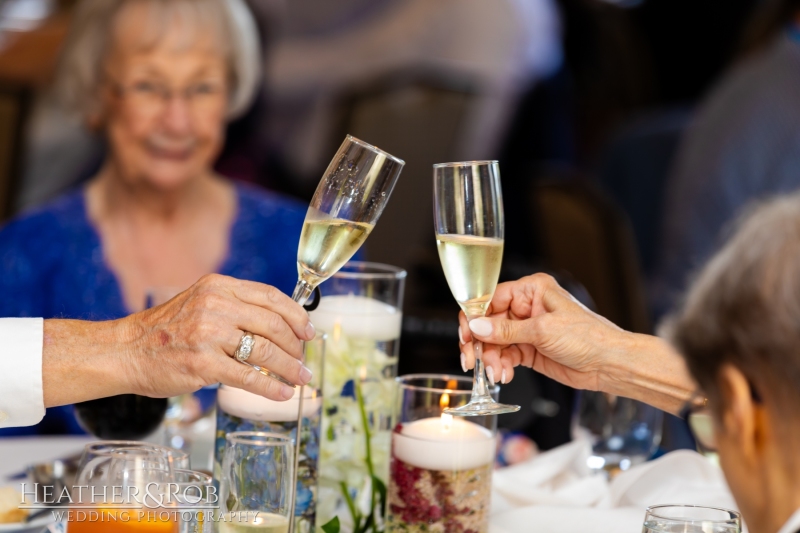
[0,436,738,533]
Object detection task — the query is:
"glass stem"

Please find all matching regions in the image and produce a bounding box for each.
[292,279,315,305]
[472,338,492,399]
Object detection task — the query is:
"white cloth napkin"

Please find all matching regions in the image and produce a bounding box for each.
[490,438,739,533]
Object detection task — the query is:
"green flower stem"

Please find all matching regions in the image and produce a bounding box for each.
[340,481,361,531]
[355,380,383,533]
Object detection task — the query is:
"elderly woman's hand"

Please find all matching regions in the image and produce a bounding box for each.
[123,274,315,401]
[458,273,633,390]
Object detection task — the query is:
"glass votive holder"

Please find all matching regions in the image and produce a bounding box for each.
[387,374,499,533]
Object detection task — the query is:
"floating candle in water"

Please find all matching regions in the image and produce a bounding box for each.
[217,385,322,423]
[392,415,496,471]
[309,294,402,341]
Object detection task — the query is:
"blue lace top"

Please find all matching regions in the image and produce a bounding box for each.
[0,182,306,435]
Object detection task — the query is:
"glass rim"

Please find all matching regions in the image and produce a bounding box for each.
[83,441,188,459]
[396,373,501,395]
[345,134,406,166]
[225,431,292,447]
[333,261,408,280]
[433,160,499,169]
[172,469,214,484]
[645,504,741,523]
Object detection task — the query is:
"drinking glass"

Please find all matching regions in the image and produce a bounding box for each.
[575,391,663,475]
[433,161,520,416]
[70,446,177,533]
[642,504,742,533]
[387,375,498,532]
[169,469,215,533]
[78,441,189,474]
[292,135,405,305]
[219,431,294,533]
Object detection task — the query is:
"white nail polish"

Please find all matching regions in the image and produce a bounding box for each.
[486,366,495,386]
[469,318,493,337]
[460,353,467,373]
[501,369,507,384]
[458,326,465,345]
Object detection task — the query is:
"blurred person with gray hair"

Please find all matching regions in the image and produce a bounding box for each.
[458,192,800,533]
[0,0,308,435]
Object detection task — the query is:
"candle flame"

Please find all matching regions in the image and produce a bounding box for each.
[441,413,453,431]
[359,365,367,381]
[440,392,450,409]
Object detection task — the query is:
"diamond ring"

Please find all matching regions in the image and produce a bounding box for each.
[234,331,255,363]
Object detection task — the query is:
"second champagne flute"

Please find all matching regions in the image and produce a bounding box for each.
[292,135,404,305]
[433,161,520,416]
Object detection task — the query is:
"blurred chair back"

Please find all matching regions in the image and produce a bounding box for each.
[0,84,30,221]
[335,71,478,304]
[530,176,650,333]
[598,108,691,279]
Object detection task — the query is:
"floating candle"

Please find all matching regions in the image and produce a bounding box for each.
[392,415,496,471]
[217,385,322,423]
[309,294,402,341]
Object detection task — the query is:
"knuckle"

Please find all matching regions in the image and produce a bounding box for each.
[239,365,259,388]
[259,338,277,363]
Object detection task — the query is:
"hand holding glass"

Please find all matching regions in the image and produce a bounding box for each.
[433,161,520,416]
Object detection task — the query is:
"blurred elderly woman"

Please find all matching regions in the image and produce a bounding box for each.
[0,0,305,434]
[458,194,800,532]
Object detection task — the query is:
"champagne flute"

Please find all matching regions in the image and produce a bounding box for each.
[292,135,405,305]
[433,161,520,416]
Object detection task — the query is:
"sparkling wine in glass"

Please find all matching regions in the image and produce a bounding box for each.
[433,161,520,416]
[292,135,404,305]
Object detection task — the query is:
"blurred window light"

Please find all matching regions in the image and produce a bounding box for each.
[0,0,54,32]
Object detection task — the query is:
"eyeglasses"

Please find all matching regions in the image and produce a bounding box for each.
[681,383,762,454]
[107,77,226,115]
[681,394,716,453]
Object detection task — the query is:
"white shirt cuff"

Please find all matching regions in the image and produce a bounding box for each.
[0,318,45,427]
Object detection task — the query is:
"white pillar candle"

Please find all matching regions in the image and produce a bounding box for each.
[218,386,322,423]
[309,295,402,341]
[392,415,496,471]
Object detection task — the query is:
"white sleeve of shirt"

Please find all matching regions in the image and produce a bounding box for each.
[0,318,45,427]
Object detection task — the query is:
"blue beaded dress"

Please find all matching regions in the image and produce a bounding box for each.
[0,182,306,436]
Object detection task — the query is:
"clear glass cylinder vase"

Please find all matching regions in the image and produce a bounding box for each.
[387,374,498,533]
[214,335,325,533]
[310,261,406,532]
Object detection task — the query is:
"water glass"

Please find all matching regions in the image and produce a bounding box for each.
[219,432,294,533]
[642,504,742,533]
[575,391,663,474]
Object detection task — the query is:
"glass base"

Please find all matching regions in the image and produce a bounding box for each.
[444,397,521,417]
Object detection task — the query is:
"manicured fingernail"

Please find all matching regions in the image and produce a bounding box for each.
[460,353,467,373]
[486,366,496,386]
[305,322,316,340]
[280,385,295,400]
[501,368,507,384]
[469,318,492,337]
[458,326,465,344]
[299,364,313,385]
